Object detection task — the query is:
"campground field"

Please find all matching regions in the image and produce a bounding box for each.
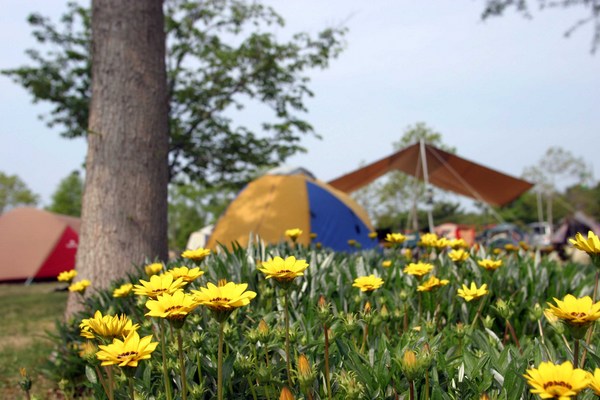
[0,282,68,400]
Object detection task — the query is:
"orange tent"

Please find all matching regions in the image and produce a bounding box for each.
[328,142,534,207]
[0,207,79,282]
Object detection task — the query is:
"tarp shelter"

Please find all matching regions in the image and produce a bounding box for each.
[206,169,377,251]
[0,207,79,282]
[328,142,534,207]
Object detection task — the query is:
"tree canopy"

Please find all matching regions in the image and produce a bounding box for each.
[0,171,39,214]
[46,170,83,217]
[3,0,346,187]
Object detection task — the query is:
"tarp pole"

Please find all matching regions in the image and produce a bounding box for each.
[420,139,435,233]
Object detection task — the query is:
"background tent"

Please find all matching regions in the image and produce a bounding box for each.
[328,142,534,207]
[0,207,79,282]
[206,170,377,251]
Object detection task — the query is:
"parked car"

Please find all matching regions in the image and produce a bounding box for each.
[476,223,527,249]
[527,222,553,248]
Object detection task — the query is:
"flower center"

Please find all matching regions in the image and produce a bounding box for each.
[166,305,183,312]
[570,312,587,318]
[117,351,138,359]
[543,380,572,393]
[210,297,230,303]
[151,288,168,295]
[277,269,293,274]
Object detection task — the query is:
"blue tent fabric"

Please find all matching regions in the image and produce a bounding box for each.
[306,181,375,251]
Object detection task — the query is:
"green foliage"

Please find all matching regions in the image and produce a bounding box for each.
[46,170,83,217]
[168,182,235,251]
[46,239,600,399]
[0,171,39,214]
[3,0,346,186]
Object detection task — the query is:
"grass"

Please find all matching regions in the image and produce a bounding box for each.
[0,282,68,399]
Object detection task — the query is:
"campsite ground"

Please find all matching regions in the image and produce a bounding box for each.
[0,282,68,399]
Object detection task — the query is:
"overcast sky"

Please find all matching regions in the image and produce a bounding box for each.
[1,1,599,208]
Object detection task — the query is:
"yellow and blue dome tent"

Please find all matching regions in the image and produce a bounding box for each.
[206,167,377,252]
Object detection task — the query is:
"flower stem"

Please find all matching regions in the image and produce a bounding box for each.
[471,299,485,329]
[581,270,599,366]
[574,339,580,368]
[159,320,173,400]
[128,377,135,400]
[505,319,522,354]
[177,330,187,400]
[247,375,258,400]
[105,366,114,400]
[323,324,332,400]
[284,289,292,386]
[218,321,225,400]
[408,379,415,400]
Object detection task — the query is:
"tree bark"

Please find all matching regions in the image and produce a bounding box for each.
[66,0,169,317]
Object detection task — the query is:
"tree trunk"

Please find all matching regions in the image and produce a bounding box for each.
[66,0,169,317]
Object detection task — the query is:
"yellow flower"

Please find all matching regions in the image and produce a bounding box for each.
[569,231,600,255]
[417,276,450,292]
[588,368,600,395]
[347,239,358,247]
[166,266,204,283]
[457,282,488,302]
[385,233,406,244]
[403,262,434,277]
[145,289,198,322]
[419,233,438,247]
[192,282,256,312]
[368,231,378,239]
[285,228,303,242]
[79,311,139,340]
[144,262,163,276]
[448,249,469,263]
[96,330,158,368]
[434,237,450,249]
[523,361,589,399]
[258,256,309,283]
[181,247,211,262]
[309,232,317,239]
[547,294,600,327]
[113,283,133,298]
[77,341,98,359]
[448,238,467,249]
[352,275,384,292]
[68,279,91,293]
[133,274,187,298]
[504,243,519,252]
[382,260,392,268]
[477,258,503,271]
[57,269,78,282]
[403,248,413,261]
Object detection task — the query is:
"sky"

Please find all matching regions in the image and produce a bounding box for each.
[1,1,599,209]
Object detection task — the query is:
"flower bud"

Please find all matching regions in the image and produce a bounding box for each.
[400,349,420,381]
[279,386,295,400]
[296,354,316,389]
[454,322,466,339]
[483,315,495,329]
[494,299,513,320]
[531,303,544,320]
[258,319,270,342]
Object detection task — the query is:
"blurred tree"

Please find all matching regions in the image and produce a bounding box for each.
[2,0,346,187]
[480,0,600,53]
[522,146,593,229]
[168,182,235,251]
[0,172,39,214]
[46,170,83,217]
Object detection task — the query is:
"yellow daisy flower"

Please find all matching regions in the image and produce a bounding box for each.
[181,247,211,263]
[79,310,139,340]
[385,233,406,244]
[547,294,600,328]
[145,290,198,326]
[588,368,600,395]
[144,262,163,276]
[258,256,309,283]
[166,266,204,283]
[113,283,133,298]
[523,361,589,399]
[368,231,378,239]
[57,269,77,282]
[419,233,439,247]
[352,275,384,292]
[96,330,158,368]
[133,274,187,298]
[457,282,488,302]
[569,231,600,255]
[448,238,468,249]
[382,260,392,268]
[477,258,503,271]
[434,237,450,249]
[417,276,450,292]
[192,282,256,312]
[285,228,303,242]
[403,262,434,277]
[68,279,91,293]
[448,249,469,263]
